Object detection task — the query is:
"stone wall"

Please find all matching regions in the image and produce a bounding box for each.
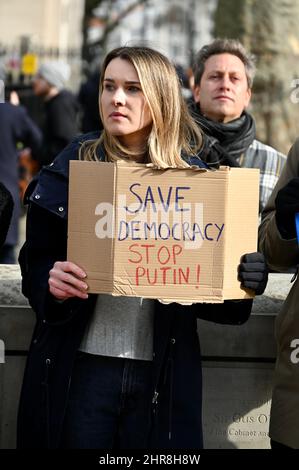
[0,265,292,449]
[200,274,292,449]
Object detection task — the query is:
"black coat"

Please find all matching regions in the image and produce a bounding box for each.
[78,71,103,133]
[38,90,80,167]
[0,182,14,247]
[0,103,42,245]
[17,133,252,449]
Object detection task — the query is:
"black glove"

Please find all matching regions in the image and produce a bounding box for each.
[275,177,299,239]
[238,252,268,296]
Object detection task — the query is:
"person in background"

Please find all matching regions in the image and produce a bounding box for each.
[32,61,80,167]
[17,45,267,449]
[0,182,14,250]
[78,68,103,133]
[190,38,286,213]
[0,63,42,263]
[259,138,299,449]
[174,63,192,100]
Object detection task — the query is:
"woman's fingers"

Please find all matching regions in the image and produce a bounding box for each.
[53,261,87,279]
[49,261,89,300]
[48,277,89,300]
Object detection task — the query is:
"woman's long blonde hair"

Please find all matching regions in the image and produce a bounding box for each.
[80,46,203,168]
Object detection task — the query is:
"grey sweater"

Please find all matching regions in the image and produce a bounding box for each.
[79,294,154,361]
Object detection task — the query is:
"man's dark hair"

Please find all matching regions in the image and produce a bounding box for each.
[193,38,256,88]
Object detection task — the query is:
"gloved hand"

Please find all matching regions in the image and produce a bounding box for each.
[275,177,299,239]
[238,252,268,295]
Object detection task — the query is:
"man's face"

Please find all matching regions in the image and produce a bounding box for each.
[193,53,251,123]
[32,75,51,97]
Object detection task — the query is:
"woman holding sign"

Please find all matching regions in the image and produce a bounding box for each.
[17,46,268,449]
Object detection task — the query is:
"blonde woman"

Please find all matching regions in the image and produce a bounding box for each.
[17,46,267,449]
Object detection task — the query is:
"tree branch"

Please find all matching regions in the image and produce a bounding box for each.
[94,0,149,47]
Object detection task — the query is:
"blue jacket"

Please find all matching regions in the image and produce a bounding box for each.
[0,103,42,245]
[17,133,252,449]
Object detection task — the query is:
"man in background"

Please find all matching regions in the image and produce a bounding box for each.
[32,61,80,167]
[78,68,102,133]
[0,183,13,251]
[190,38,286,213]
[0,63,42,263]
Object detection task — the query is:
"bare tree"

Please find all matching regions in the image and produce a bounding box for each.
[83,0,149,66]
[214,0,299,154]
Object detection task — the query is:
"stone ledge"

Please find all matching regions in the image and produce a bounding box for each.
[252,272,292,314]
[0,265,28,306]
[0,265,293,312]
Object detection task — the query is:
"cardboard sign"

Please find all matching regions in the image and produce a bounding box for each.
[67,161,259,303]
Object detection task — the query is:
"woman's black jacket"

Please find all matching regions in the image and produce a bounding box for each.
[17,133,252,449]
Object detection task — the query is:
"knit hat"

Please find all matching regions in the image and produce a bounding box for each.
[38,61,70,90]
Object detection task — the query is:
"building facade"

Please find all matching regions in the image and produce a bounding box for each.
[0,0,85,89]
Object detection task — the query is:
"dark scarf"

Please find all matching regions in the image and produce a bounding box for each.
[188,100,256,168]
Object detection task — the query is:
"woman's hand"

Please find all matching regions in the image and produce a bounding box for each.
[48,261,89,301]
[10,90,20,105]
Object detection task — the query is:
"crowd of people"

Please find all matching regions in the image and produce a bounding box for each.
[0,37,297,450]
[0,58,105,263]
